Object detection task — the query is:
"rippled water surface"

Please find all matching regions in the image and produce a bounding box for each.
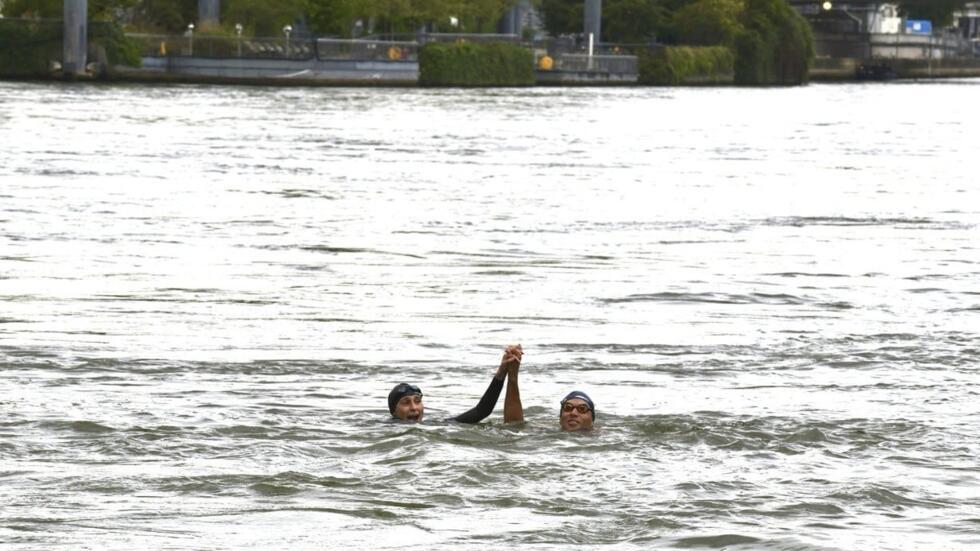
[1,80,979,549]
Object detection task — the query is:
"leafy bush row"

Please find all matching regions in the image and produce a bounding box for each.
[638,0,813,86]
[638,46,734,85]
[419,42,534,87]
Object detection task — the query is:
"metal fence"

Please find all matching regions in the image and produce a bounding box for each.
[123,31,640,73]
[422,32,520,44]
[315,38,418,61]
[548,53,638,74]
[128,33,314,60]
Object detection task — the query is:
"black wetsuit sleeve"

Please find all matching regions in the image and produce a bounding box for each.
[451,375,505,424]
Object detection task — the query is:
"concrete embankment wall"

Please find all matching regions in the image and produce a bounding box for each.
[121,55,643,86]
[810,57,980,81]
[29,53,980,86]
[535,70,637,85]
[115,56,418,86]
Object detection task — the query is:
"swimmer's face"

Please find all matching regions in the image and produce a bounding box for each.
[393,394,424,422]
[559,398,593,431]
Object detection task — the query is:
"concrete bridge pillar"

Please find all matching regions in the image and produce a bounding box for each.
[584,0,602,43]
[499,1,529,36]
[63,0,87,77]
[199,0,220,26]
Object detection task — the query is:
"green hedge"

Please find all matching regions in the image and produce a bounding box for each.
[92,22,141,68]
[0,19,140,78]
[638,46,734,85]
[418,42,534,87]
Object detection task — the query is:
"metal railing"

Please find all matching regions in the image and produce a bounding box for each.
[128,33,314,60]
[122,31,642,73]
[315,38,418,61]
[548,53,638,74]
[814,31,976,60]
[422,32,520,44]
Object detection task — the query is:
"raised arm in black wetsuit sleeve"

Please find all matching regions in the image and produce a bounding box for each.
[388,344,523,424]
[451,374,505,424]
[452,344,522,423]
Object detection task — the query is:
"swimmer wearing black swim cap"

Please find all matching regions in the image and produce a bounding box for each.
[387,344,523,424]
[559,390,595,431]
[496,348,596,431]
[388,383,424,421]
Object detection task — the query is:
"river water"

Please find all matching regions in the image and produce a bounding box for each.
[1,80,978,549]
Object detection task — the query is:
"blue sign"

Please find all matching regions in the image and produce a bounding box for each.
[905,20,933,35]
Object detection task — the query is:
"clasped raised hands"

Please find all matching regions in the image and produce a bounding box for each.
[500,344,523,373]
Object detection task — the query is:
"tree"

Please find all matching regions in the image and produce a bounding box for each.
[539,0,582,37]
[670,0,743,47]
[1,0,139,19]
[539,0,667,43]
[131,0,197,32]
[734,0,813,85]
[304,0,514,38]
[224,0,306,36]
[305,0,367,37]
[603,0,667,43]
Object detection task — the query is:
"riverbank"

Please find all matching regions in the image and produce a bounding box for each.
[809,57,980,81]
[7,46,980,87]
[10,55,980,87]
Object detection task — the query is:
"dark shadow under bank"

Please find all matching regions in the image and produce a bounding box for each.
[809,57,980,82]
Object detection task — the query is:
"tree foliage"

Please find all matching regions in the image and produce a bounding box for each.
[670,0,743,47]
[131,0,197,33]
[538,0,582,37]
[603,0,666,43]
[224,0,306,36]
[540,0,665,43]
[0,18,139,77]
[1,0,517,37]
[734,0,813,85]
[305,0,515,38]
[1,0,139,20]
[638,44,733,84]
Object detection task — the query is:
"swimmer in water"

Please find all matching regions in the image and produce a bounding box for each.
[388,344,523,423]
[498,349,595,431]
[557,390,595,431]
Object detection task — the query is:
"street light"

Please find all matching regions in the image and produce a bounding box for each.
[235,23,243,57]
[283,25,293,58]
[186,23,195,56]
[822,1,832,10]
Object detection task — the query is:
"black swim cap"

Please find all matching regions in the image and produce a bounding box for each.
[388,383,423,415]
[560,390,596,420]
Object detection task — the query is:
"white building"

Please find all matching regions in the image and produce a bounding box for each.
[956,2,980,39]
[789,1,977,59]
[789,2,902,34]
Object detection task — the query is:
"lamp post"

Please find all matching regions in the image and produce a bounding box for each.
[283,25,292,58]
[186,23,195,56]
[235,23,243,57]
